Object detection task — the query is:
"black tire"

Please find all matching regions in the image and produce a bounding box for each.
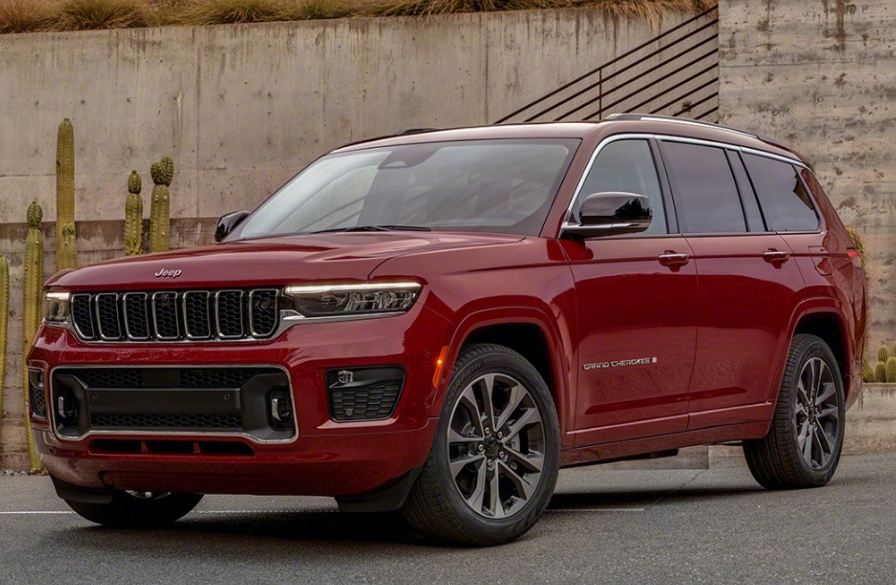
[402,344,560,546]
[65,492,203,528]
[743,334,846,489]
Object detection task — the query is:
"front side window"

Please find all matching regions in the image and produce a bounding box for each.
[575,139,667,234]
[661,141,747,234]
[742,153,819,232]
[231,139,580,239]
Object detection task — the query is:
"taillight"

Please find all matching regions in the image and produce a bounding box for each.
[848,249,862,269]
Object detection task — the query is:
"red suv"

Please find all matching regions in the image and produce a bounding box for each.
[30,115,865,545]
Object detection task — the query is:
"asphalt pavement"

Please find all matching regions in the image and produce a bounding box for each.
[1,451,894,585]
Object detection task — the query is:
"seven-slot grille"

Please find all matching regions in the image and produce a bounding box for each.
[70,288,280,342]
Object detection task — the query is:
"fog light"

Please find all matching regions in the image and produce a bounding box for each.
[57,393,77,424]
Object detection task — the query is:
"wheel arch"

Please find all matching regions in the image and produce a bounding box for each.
[788,305,852,401]
[433,308,574,443]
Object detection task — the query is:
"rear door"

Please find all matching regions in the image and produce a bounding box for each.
[563,137,698,445]
[658,139,806,430]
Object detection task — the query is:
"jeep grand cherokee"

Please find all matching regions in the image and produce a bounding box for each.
[29,114,866,545]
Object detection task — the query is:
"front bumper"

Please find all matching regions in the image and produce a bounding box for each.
[28,304,450,497]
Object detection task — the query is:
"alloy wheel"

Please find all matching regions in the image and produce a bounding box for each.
[446,373,546,519]
[794,357,841,470]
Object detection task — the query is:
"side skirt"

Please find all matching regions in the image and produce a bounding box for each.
[559,421,770,468]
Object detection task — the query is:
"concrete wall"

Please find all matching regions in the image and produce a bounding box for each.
[0,9,694,469]
[718,0,896,347]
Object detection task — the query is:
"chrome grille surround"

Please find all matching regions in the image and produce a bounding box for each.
[69,288,281,343]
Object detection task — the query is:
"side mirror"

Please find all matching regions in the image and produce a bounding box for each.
[563,192,652,238]
[215,211,249,243]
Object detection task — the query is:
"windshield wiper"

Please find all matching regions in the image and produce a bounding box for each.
[309,225,432,234]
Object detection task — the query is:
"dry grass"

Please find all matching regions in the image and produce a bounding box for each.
[0,0,713,33]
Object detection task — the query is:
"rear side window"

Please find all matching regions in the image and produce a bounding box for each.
[742,153,819,232]
[660,142,746,234]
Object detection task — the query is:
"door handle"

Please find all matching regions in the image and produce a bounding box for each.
[658,252,690,266]
[763,249,790,264]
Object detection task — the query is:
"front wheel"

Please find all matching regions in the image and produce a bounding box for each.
[65,491,204,528]
[743,334,846,489]
[402,344,560,546]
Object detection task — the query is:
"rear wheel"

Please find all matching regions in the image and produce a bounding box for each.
[743,334,845,489]
[402,344,560,546]
[65,491,203,528]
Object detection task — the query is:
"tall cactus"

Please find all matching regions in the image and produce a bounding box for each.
[149,156,173,253]
[862,356,876,383]
[0,256,8,439]
[875,361,888,385]
[23,202,43,472]
[56,118,77,271]
[125,171,144,256]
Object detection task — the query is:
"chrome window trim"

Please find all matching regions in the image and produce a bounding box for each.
[151,291,181,341]
[215,289,245,339]
[182,290,213,340]
[46,364,299,445]
[71,293,95,340]
[561,132,809,234]
[248,288,279,338]
[94,293,122,341]
[121,292,150,341]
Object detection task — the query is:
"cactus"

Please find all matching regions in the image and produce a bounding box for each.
[57,222,77,269]
[887,357,896,383]
[862,356,876,383]
[149,156,173,253]
[0,256,8,439]
[878,343,889,364]
[23,202,44,472]
[55,118,77,271]
[125,171,144,256]
[875,361,888,385]
[891,340,896,361]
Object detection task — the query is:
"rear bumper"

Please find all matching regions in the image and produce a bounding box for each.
[28,304,450,497]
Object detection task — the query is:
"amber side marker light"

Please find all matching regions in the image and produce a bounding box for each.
[433,346,448,388]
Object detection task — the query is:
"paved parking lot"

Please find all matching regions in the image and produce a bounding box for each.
[1,451,894,585]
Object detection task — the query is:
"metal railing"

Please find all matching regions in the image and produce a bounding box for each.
[494,5,719,124]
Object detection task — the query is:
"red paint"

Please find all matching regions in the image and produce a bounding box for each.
[31,120,865,499]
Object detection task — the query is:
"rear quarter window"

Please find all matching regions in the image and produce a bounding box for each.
[742,153,819,232]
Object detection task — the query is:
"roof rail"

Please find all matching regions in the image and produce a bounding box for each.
[394,128,438,136]
[604,113,775,143]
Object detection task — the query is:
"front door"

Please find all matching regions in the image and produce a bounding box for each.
[563,138,698,446]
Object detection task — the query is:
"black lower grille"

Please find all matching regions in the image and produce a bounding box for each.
[52,367,296,442]
[91,412,243,430]
[29,384,48,419]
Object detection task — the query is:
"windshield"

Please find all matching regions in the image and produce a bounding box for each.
[231,138,580,239]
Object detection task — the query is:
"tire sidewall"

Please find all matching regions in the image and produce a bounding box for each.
[431,346,561,540]
[786,338,846,483]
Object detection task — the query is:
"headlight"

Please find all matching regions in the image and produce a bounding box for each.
[283,282,421,318]
[44,291,71,326]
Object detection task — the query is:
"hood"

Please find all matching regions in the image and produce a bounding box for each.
[47,232,525,291]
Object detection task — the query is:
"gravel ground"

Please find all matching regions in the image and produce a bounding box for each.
[1,451,894,585]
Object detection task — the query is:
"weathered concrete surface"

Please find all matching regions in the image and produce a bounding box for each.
[0,9,693,469]
[718,0,896,347]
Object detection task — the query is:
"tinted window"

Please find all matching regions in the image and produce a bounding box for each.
[233,139,579,239]
[742,153,819,232]
[662,142,746,234]
[577,140,667,234]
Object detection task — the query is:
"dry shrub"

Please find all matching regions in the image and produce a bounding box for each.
[376,0,713,17]
[0,0,53,33]
[178,0,307,24]
[53,0,149,30]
